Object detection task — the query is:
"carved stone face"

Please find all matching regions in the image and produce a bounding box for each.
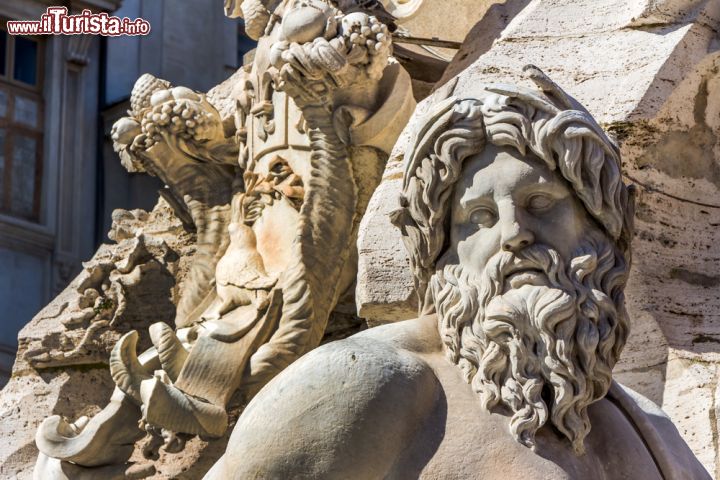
[448,143,602,284]
[433,142,627,453]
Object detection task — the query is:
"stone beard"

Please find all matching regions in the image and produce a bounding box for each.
[430,229,629,454]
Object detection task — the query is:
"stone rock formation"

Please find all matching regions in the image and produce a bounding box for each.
[1,200,196,479]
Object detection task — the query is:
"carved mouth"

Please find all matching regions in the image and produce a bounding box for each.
[504,260,543,276]
[503,262,546,291]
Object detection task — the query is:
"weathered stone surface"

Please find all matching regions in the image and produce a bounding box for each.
[662,356,719,471]
[387,0,495,49]
[356,157,417,325]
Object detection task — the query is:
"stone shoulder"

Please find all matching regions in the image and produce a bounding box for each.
[606,382,713,480]
[352,315,445,355]
[214,322,442,479]
[289,323,438,394]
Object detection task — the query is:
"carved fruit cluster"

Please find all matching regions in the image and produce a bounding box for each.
[138,87,223,149]
[269,10,391,96]
[141,103,209,147]
[332,12,391,81]
[340,12,390,57]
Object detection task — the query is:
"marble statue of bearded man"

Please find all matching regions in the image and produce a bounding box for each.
[203,68,711,480]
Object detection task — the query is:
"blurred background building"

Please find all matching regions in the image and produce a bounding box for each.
[0,0,255,385]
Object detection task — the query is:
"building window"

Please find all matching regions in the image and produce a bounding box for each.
[0,23,44,222]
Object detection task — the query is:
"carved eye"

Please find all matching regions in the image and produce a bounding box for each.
[469,207,497,227]
[527,194,554,212]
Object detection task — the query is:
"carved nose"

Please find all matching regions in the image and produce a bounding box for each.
[500,209,534,252]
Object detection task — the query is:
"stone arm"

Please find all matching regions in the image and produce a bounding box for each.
[204,336,440,479]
